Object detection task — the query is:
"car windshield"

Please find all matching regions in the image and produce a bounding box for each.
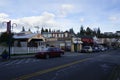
[45,47,60,52]
[84,46,90,49]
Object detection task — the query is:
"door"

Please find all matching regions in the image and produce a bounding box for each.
[74,44,77,52]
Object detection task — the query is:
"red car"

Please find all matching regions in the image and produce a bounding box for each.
[35,47,64,59]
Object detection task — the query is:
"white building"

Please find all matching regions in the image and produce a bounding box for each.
[13,31,45,47]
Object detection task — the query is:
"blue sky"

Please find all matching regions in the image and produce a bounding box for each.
[0,0,120,33]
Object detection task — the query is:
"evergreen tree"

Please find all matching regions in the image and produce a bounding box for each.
[45,29,48,32]
[49,28,51,32]
[86,27,93,36]
[97,27,101,36]
[69,28,75,33]
[93,28,97,36]
[28,28,31,32]
[22,26,25,32]
[41,27,44,33]
[80,25,85,35]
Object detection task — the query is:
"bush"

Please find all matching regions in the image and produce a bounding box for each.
[1,49,9,59]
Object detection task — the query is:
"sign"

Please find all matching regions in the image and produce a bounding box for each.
[81,38,93,43]
[72,38,83,44]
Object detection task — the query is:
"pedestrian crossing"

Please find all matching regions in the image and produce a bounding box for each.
[0,58,41,67]
[0,54,85,67]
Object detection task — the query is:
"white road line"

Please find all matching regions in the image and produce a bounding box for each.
[25,59,31,63]
[15,59,26,64]
[0,61,11,67]
[5,60,19,65]
[32,59,38,62]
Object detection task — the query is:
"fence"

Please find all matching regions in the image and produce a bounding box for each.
[0,47,45,55]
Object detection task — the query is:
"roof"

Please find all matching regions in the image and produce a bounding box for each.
[13,33,38,39]
[13,33,45,42]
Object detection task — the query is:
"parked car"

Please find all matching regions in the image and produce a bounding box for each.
[81,46,93,53]
[35,47,64,59]
[98,45,107,51]
[92,46,101,52]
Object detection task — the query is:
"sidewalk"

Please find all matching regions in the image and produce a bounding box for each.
[0,54,35,62]
[0,52,79,61]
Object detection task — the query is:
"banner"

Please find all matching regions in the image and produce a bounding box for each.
[7,21,11,33]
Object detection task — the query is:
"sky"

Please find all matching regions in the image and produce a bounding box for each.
[0,0,120,33]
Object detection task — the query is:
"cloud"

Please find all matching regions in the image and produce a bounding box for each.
[80,18,85,22]
[0,12,57,32]
[109,16,118,21]
[0,13,9,19]
[10,12,60,32]
[0,13,10,32]
[58,4,74,17]
[13,12,55,25]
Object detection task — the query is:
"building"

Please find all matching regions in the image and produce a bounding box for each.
[13,31,45,48]
[116,31,120,36]
[42,31,83,52]
[104,32,114,36]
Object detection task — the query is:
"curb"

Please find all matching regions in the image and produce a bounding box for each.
[0,55,35,62]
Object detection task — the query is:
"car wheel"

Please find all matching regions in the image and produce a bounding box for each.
[45,54,50,59]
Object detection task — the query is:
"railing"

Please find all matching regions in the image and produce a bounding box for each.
[0,47,45,55]
[11,47,45,54]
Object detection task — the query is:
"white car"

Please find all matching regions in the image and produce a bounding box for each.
[82,46,93,53]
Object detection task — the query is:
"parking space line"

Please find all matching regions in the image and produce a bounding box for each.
[13,58,91,80]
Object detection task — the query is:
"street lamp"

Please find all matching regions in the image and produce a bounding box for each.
[2,21,17,59]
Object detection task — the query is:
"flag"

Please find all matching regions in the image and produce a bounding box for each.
[7,21,11,33]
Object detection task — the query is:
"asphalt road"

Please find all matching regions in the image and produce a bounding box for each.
[0,49,120,80]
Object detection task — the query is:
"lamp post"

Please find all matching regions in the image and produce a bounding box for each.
[2,21,17,59]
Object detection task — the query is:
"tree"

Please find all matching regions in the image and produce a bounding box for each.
[22,26,25,32]
[86,27,92,35]
[49,28,51,32]
[41,27,44,33]
[45,29,48,32]
[69,28,75,34]
[28,28,31,32]
[97,27,101,36]
[0,32,9,44]
[80,25,85,35]
[0,32,13,46]
[93,28,97,36]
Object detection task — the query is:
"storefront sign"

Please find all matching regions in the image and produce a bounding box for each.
[81,38,93,43]
[72,38,83,44]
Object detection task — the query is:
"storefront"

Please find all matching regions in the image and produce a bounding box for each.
[71,38,83,52]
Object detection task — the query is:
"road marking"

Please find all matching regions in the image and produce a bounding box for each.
[15,59,26,64]
[5,60,19,65]
[13,58,91,80]
[25,59,32,63]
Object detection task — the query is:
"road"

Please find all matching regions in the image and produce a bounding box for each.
[0,49,120,80]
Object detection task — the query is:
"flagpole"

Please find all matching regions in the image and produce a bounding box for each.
[7,21,11,59]
[2,20,17,59]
